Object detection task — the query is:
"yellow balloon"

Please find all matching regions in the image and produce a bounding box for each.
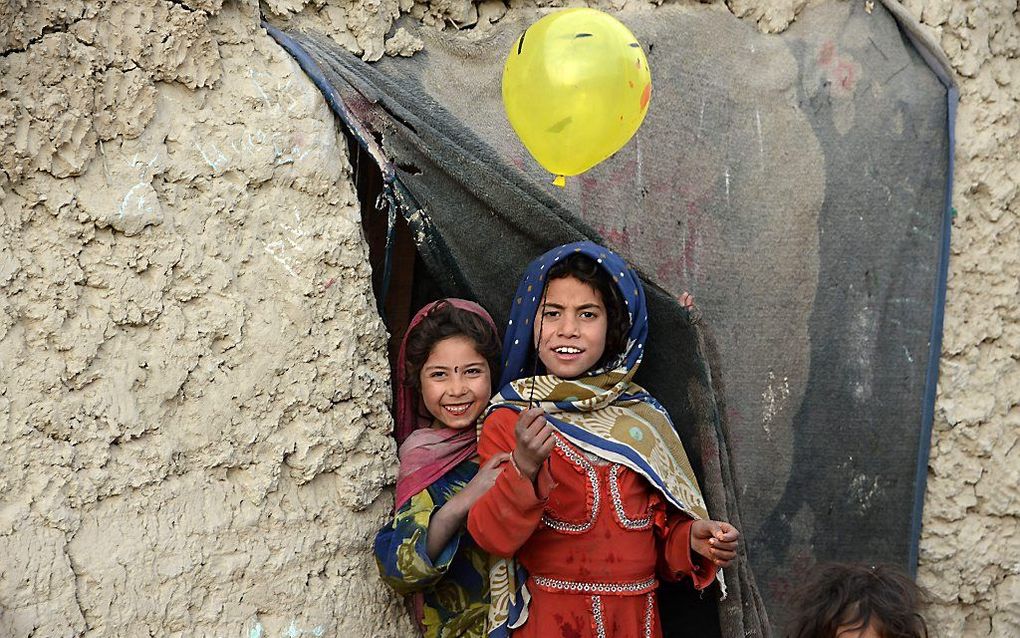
[502,8,652,187]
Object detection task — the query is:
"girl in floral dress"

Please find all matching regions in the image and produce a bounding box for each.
[375,299,507,638]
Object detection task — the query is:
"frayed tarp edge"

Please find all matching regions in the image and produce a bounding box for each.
[879,0,958,577]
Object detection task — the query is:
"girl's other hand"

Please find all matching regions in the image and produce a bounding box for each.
[512,407,555,482]
[427,453,510,559]
[690,519,740,568]
[458,453,511,508]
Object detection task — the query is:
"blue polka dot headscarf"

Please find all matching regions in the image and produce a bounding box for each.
[498,240,648,388]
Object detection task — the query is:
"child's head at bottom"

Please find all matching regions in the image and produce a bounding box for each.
[786,563,929,638]
[403,301,500,429]
[535,252,631,379]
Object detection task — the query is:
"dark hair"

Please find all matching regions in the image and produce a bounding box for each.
[403,302,501,392]
[785,563,929,638]
[545,253,630,368]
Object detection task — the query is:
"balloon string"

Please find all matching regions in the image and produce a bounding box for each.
[527,283,549,409]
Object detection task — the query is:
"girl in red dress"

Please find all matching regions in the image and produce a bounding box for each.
[467,241,739,638]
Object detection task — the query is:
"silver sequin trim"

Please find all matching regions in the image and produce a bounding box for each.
[609,464,653,530]
[541,438,600,533]
[592,595,607,638]
[643,591,655,638]
[589,591,655,638]
[531,575,657,595]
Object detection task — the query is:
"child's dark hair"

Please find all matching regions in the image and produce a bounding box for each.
[404,302,501,391]
[546,253,630,368]
[785,563,929,638]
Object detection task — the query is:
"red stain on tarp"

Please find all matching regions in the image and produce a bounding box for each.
[834,60,857,90]
[579,159,637,216]
[818,41,835,66]
[817,40,860,94]
[596,224,634,254]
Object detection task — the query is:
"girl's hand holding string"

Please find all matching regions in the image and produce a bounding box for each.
[690,519,740,568]
[511,407,555,482]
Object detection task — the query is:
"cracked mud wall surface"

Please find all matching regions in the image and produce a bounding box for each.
[0,0,1016,636]
[898,1,1019,636]
[0,1,414,636]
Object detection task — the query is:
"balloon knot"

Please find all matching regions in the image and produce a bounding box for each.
[552,175,566,188]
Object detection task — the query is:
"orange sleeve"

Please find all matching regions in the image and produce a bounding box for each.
[467,408,552,558]
[659,513,717,590]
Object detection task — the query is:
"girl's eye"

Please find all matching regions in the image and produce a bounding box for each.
[429,371,446,378]
[580,311,598,319]
[543,310,559,318]
[465,367,484,376]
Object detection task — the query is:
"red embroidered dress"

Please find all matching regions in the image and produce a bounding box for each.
[468,408,716,638]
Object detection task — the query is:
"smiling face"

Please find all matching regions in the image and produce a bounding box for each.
[419,335,492,429]
[534,276,608,379]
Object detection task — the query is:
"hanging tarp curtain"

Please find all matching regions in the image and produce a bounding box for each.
[265,1,954,632]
